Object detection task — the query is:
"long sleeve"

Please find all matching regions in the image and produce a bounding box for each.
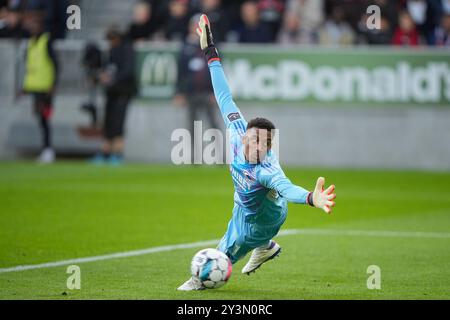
[208,60,247,129]
[258,162,310,204]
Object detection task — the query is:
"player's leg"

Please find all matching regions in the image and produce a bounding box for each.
[241,236,282,275]
[187,95,201,164]
[35,93,54,163]
[241,211,287,275]
[109,94,130,165]
[91,93,113,163]
[177,275,205,291]
[216,206,256,264]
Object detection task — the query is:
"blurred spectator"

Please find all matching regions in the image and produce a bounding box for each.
[26,0,68,39]
[219,0,243,39]
[0,0,8,13]
[443,0,450,14]
[126,1,157,42]
[174,14,219,151]
[325,0,367,31]
[92,27,136,165]
[194,0,228,43]
[319,6,356,45]
[406,0,428,25]
[406,0,443,45]
[426,0,445,44]
[0,7,29,38]
[145,0,168,31]
[4,0,26,11]
[367,0,399,28]
[278,0,323,44]
[236,0,272,43]
[278,12,305,44]
[22,11,58,163]
[257,0,285,42]
[392,10,420,46]
[164,0,190,41]
[357,14,393,45]
[434,13,450,45]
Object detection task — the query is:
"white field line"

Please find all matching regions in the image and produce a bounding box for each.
[278,228,450,239]
[1,228,449,274]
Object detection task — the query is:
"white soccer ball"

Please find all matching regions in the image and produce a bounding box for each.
[191,248,232,289]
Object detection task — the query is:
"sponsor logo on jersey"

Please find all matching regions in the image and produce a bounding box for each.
[230,165,251,191]
[227,112,241,122]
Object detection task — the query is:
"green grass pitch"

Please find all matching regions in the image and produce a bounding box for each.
[0,162,449,299]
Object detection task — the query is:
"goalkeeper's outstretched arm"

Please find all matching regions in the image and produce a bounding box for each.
[196,14,246,128]
[259,165,336,214]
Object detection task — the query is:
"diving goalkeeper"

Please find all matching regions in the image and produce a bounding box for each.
[178,14,336,291]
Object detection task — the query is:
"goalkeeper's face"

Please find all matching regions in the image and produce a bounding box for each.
[243,128,272,164]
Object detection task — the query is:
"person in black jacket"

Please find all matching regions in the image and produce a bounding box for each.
[92,26,136,165]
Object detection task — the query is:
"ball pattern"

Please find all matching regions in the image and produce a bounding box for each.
[190,248,233,289]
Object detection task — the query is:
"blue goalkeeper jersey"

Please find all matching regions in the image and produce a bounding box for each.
[208,60,310,224]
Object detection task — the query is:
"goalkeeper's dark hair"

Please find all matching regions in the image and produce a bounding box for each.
[246,118,276,149]
[246,117,276,134]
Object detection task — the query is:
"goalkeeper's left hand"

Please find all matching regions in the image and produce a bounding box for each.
[307,177,336,214]
[196,14,220,63]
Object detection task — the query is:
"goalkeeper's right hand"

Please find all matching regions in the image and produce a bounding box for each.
[196,14,220,63]
[307,177,336,214]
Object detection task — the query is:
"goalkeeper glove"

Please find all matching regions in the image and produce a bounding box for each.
[307,177,336,214]
[196,14,220,64]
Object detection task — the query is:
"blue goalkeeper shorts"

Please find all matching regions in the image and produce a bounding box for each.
[217,204,287,264]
